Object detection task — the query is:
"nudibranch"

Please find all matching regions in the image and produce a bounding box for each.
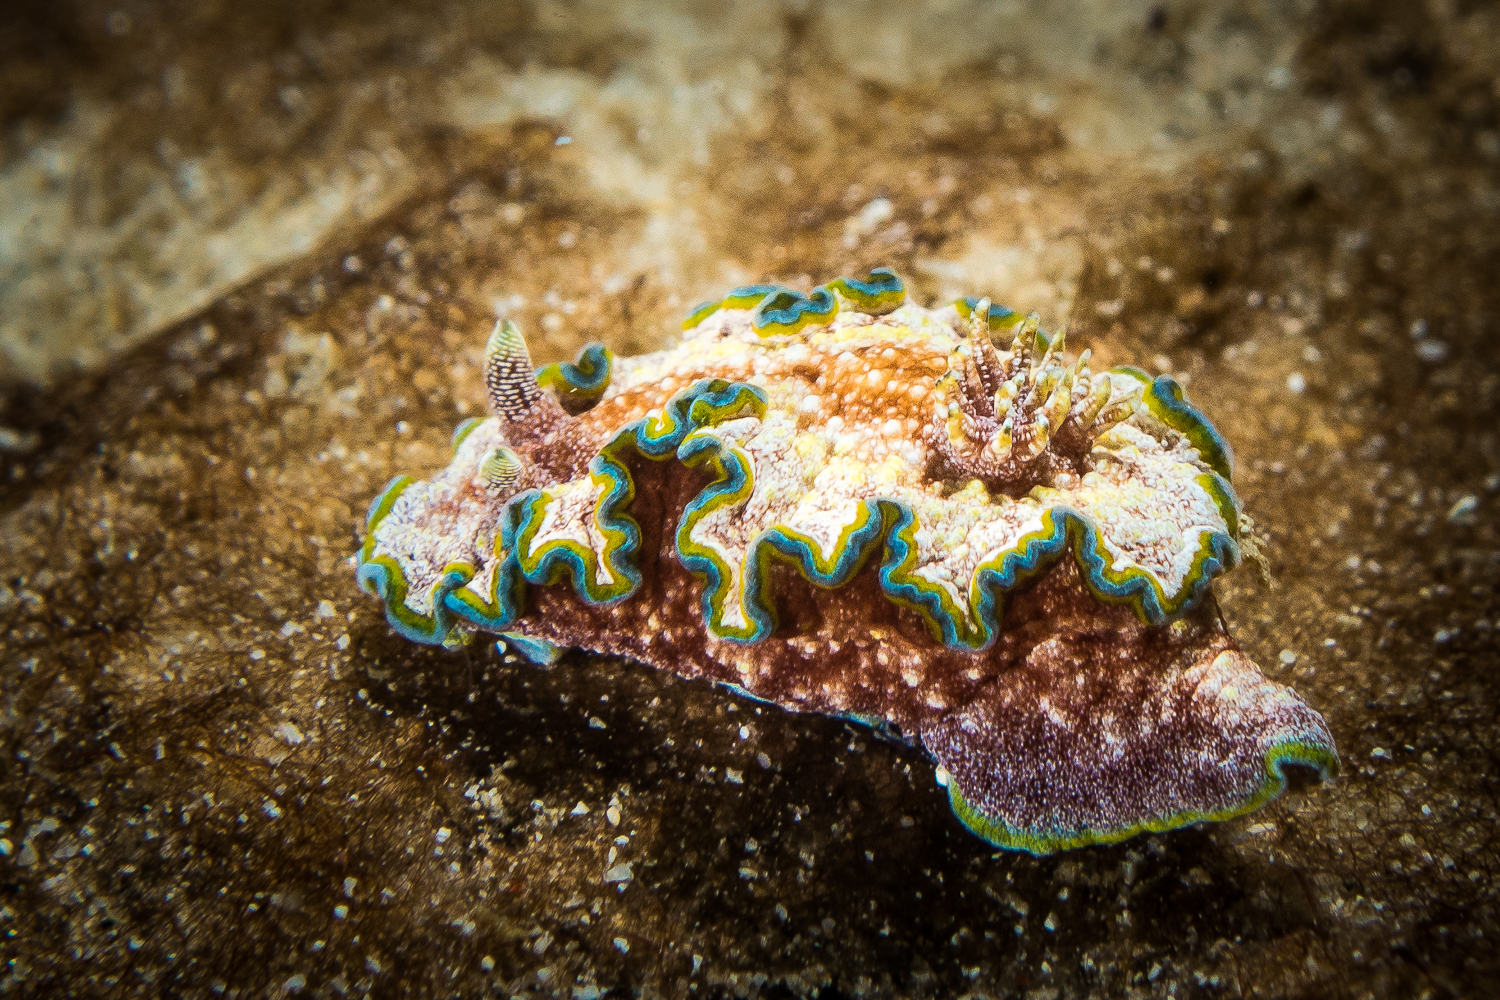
[356,268,1337,855]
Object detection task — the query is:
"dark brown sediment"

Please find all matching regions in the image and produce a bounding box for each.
[3,1,1498,995]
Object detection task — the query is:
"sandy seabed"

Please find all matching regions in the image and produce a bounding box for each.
[2,2,1497,997]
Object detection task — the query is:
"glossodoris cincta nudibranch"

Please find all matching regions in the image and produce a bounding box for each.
[356,268,1338,855]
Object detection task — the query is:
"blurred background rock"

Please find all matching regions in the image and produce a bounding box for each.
[13,0,1486,387]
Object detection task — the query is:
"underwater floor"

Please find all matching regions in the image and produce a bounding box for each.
[2,1,1497,996]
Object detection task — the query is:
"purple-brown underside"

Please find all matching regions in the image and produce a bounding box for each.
[475,456,1326,835]
[500,459,1003,721]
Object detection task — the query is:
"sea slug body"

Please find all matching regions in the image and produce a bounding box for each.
[356,268,1338,855]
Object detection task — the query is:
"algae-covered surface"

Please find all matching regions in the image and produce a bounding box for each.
[2,2,1497,997]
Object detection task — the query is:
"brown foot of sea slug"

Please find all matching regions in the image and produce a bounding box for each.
[356,268,1338,854]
